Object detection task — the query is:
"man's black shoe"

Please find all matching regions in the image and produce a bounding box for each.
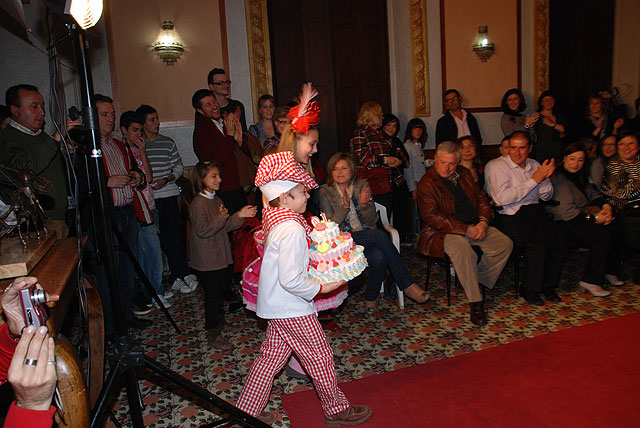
[228,302,244,313]
[470,301,487,326]
[133,301,152,316]
[522,293,544,306]
[543,289,562,303]
[129,317,153,330]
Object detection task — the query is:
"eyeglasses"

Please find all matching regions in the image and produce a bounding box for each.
[275,119,290,125]
[444,96,459,103]
[212,80,232,85]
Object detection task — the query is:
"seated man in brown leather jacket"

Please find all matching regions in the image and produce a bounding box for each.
[416,141,513,325]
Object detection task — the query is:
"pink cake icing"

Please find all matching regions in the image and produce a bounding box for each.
[308,214,367,284]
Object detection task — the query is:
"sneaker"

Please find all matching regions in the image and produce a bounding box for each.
[163,290,174,299]
[133,302,152,316]
[173,278,193,294]
[171,278,185,292]
[325,405,372,427]
[152,295,172,309]
[184,274,199,292]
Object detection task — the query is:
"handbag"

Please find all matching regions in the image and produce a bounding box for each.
[356,168,391,195]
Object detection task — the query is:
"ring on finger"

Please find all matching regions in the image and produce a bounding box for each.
[47,361,57,365]
[24,359,37,366]
[3,282,14,293]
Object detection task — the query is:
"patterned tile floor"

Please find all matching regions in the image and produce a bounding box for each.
[103,247,640,427]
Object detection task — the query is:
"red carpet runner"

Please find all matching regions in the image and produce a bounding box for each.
[281,313,640,427]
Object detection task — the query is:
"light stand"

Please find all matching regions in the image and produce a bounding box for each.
[65,22,268,428]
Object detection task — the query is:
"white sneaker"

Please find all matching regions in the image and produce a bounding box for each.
[163,290,174,299]
[171,278,185,292]
[175,278,193,294]
[184,274,199,292]
[153,295,172,309]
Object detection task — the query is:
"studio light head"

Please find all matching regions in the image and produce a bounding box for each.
[43,0,103,29]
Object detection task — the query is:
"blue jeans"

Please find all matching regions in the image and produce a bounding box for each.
[351,228,414,301]
[137,209,165,298]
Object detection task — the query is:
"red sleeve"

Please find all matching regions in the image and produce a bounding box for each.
[3,402,55,427]
[193,119,236,166]
[0,324,18,383]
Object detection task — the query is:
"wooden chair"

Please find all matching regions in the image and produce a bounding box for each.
[374,203,405,309]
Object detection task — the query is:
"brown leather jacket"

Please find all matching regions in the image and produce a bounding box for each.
[416,166,492,258]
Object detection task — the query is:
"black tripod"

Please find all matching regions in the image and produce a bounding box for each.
[62,24,269,428]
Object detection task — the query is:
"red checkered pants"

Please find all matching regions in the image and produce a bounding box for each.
[236,313,350,416]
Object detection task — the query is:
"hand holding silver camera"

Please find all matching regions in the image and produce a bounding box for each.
[1,277,56,337]
[18,286,48,329]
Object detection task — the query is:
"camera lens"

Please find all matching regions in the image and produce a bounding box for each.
[31,289,47,305]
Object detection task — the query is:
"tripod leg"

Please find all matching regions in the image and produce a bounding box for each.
[143,356,271,428]
[91,359,122,428]
[110,217,182,334]
[123,367,144,428]
[107,409,123,428]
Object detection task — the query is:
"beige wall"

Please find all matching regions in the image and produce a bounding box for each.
[442,0,519,109]
[388,0,535,147]
[106,0,225,123]
[613,0,640,117]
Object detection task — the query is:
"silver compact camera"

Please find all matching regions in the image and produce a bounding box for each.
[18,286,48,328]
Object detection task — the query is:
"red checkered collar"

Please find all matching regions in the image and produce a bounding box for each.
[262,206,312,243]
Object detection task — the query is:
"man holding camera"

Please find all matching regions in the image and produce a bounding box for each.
[87,95,151,332]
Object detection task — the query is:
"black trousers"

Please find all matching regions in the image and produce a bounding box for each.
[499,204,569,295]
[562,218,622,285]
[194,267,232,330]
[155,196,189,283]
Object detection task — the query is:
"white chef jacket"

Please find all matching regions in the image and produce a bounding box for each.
[256,220,321,319]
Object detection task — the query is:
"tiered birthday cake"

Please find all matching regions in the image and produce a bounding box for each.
[308,214,367,284]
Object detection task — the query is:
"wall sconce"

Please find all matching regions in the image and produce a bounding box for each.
[472,26,495,62]
[153,21,184,65]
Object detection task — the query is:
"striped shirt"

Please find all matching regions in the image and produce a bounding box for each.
[144,134,184,199]
[102,136,134,207]
[601,155,640,210]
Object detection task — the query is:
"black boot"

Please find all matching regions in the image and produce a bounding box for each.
[470,301,487,326]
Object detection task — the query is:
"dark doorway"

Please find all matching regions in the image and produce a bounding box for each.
[268,0,391,165]
[549,0,616,137]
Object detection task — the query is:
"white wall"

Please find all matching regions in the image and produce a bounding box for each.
[226,0,254,124]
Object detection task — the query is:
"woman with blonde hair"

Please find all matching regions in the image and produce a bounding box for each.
[350,101,408,221]
[248,94,275,145]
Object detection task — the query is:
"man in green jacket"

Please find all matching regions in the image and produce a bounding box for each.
[0,84,68,238]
